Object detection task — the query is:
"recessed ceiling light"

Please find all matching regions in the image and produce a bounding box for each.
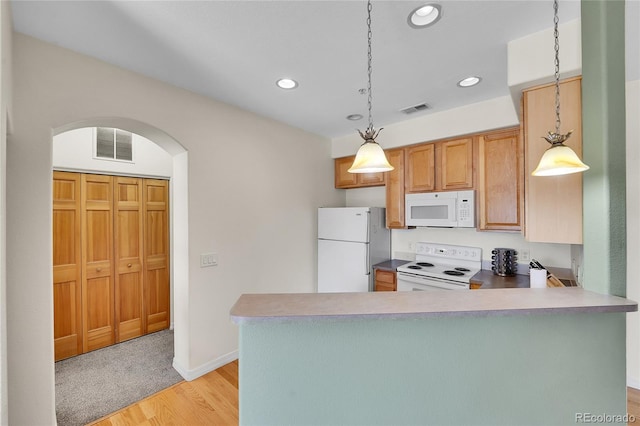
[346,114,363,121]
[276,78,298,89]
[408,4,442,28]
[457,76,482,87]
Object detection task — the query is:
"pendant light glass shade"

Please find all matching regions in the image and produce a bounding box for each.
[348,140,394,173]
[532,144,590,176]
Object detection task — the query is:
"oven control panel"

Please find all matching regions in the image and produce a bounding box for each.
[415,242,481,262]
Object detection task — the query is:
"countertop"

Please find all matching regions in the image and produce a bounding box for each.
[470,270,530,289]
[372,259,410,271]
[230,288,637,324]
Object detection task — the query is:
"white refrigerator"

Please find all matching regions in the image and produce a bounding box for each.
[317,207,390,292]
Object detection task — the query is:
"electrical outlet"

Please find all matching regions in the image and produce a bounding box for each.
[408,242,415,251]
[519,249,530,262]
[200,253,218,268]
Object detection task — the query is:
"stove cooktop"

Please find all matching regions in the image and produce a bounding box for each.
[396,242,482,283]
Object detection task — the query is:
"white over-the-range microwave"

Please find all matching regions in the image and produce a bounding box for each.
[405,190,475,228]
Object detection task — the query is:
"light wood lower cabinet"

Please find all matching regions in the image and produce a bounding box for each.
[53,172,170,361]
[477,128,523,231]
[374,269,397,291]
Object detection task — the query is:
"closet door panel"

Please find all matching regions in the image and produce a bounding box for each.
[53,172,82,361]
[144,179,170,333]
[82,174,115,352]
[114,177,144,342]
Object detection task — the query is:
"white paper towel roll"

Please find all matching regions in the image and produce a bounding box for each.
[530,268,547,288]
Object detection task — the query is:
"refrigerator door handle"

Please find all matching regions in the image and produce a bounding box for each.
[364,244,370,275]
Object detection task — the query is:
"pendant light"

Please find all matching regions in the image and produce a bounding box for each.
[348,0,394,174]
[531,0,589,177]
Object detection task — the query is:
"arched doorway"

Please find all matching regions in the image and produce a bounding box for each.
[53,118,189,379]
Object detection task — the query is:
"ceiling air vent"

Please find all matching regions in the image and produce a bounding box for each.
[400,103,430,115]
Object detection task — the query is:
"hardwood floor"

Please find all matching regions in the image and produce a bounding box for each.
[89,360,239,426]
[91,360,640,425]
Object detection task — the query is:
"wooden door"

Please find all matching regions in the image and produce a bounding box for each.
[405,143,435,192]
[82,174,115,352]
[441,138,474,189]
[53,172,83,361]
[477,128,523,231]
[385,148,406,229]
[114,177,144,342]
[144,179,170,333]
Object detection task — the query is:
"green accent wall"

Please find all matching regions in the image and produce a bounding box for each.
[239,313,627,425]
[581,0,627,296]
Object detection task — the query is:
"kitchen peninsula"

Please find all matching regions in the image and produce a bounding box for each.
[231,289,636,425]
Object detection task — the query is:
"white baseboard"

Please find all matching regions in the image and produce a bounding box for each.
[172,350,238,382]
[628,376,640,390]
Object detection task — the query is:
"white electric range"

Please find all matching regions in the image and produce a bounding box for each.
[396,242,482,291]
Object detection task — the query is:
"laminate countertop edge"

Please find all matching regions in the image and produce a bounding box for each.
[230,287,637,324]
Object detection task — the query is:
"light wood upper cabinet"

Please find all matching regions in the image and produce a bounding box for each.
[440,138,474,190]
[385,148,406,229]
[477,128,523,231]
[523,77,583,244]
[405,144,435,192]
[334,155,385,189]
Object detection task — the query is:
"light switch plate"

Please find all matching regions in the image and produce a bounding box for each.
[200,253,218,268]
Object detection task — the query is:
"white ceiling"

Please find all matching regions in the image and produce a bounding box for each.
[10,0,634,139]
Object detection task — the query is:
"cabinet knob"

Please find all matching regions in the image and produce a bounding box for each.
[96,268,102,272]
[127,263,132,268]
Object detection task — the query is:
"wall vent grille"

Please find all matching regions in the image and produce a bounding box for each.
[95,127,133,162]
[400,103,430,114]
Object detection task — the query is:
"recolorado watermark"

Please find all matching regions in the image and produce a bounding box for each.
[575,413,636,423]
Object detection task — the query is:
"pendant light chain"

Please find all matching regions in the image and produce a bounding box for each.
[366,0,374,132]
[553,0,561,134]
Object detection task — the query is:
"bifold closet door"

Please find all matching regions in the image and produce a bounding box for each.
[53,172,83,361]
[144,179,170,333]
[82,174,115,352]
[114,177,144,342]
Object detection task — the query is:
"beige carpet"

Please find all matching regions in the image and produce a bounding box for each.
[55,329,183,426]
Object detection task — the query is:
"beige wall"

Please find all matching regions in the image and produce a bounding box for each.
[6,33,340,424]
[0,0,11,424]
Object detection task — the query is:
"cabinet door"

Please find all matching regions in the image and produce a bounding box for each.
[335,156,359,188]
[478,128,523,231]
[385,148,406,229]
[114,177,144,342]
[441,138,474,189]
[406,144,435,192]
[334,156,385,188]
[523,77,583,244]
[53,172,83,361]
[144,179,170,333]
[374,269,396,291]
[82,174,115,352]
